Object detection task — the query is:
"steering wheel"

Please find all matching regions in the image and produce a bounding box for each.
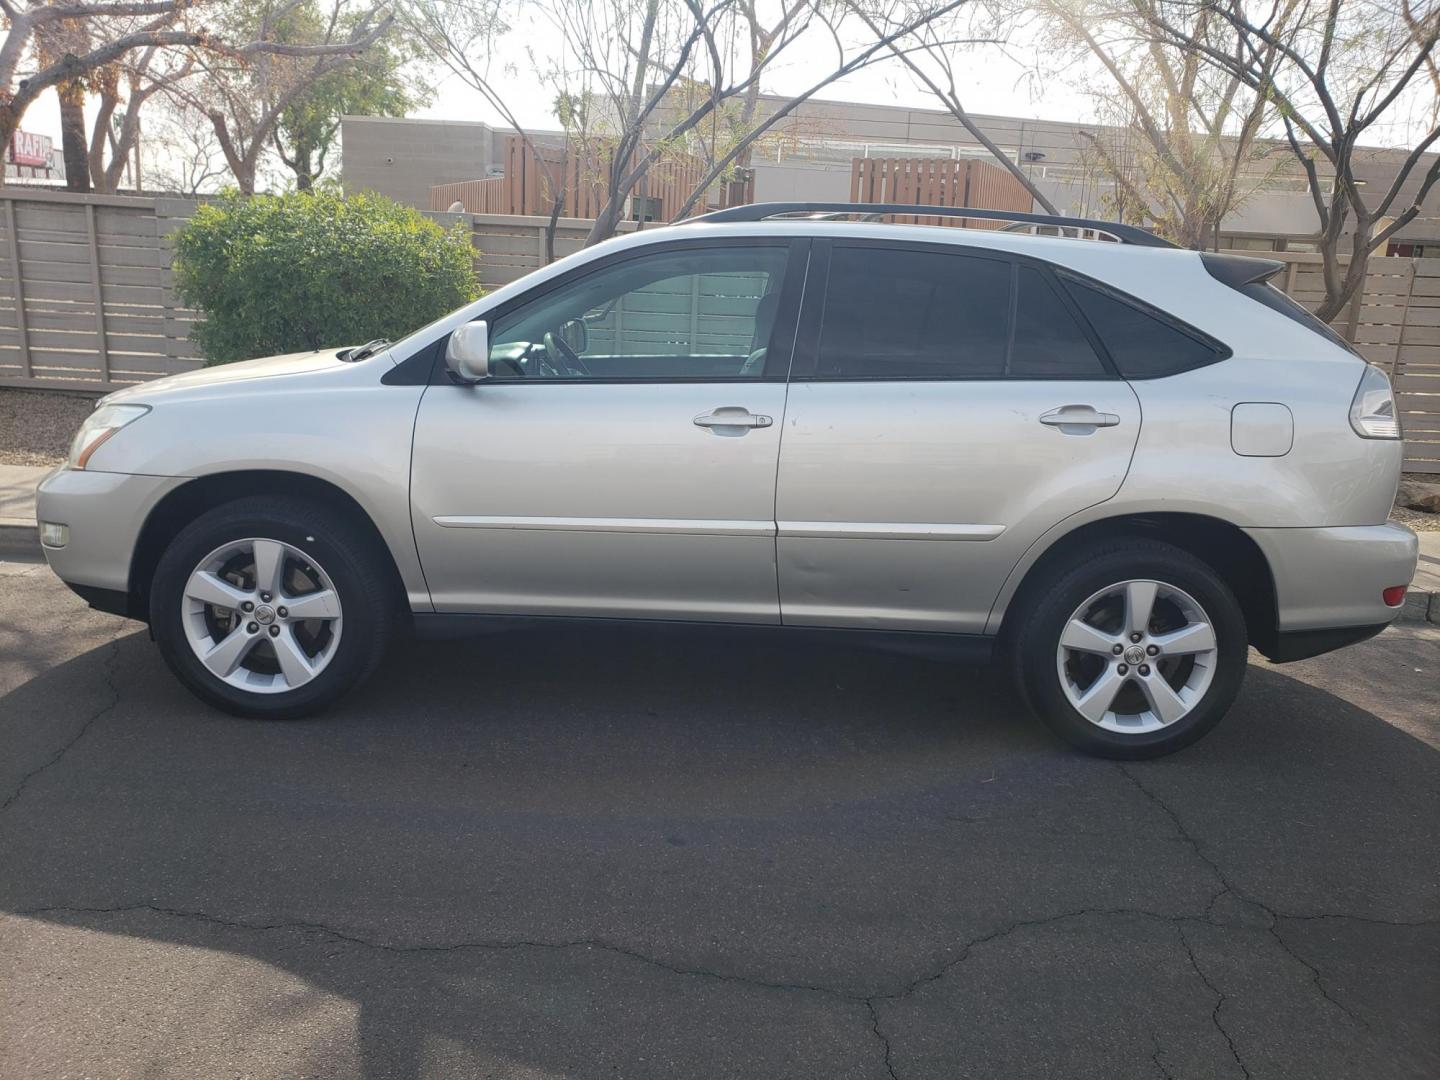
[542,330,592,377]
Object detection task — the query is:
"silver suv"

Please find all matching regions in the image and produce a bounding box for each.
[36,203,1418,758]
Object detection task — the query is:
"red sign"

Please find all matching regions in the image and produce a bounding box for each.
[9,130,53,168]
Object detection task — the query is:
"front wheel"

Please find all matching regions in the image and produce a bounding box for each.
[1012,540,1248,759]
[151,496,394,720]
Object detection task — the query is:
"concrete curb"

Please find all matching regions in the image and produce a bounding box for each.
[1397,590,1440,625]
[0,522,39,561]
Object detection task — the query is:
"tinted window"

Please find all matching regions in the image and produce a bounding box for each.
[816,248,1009,377]
[487,246,788,379]
[1010,265,1107,376]
[1062,276,1222,377]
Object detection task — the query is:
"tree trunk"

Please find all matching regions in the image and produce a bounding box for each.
[0,106,19,161]
[295,162,313,192]
[58,84,92,193]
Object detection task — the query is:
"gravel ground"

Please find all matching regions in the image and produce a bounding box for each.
[1,388,1437,529]
[0,389,97,467]
[1392,504,1440,532]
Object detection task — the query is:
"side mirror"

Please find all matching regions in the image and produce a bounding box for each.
[558,317,588,355]
[445,321,490,383]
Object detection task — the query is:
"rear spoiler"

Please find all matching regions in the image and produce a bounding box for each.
[1200,252,1286,287]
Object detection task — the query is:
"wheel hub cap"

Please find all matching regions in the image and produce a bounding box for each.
[180,537,343,694]
[1055,578,1219,735]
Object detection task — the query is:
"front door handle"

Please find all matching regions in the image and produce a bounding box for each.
[1039,405,1121,433]
[694,407,773,435]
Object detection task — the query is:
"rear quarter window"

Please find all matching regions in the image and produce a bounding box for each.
[1061,275,1228,378]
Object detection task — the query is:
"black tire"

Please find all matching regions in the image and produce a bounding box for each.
[150,495,395,720]
[1010,539,1247,759]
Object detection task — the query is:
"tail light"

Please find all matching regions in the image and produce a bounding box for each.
[1349,364,1401,439]
[1382,586,1407,607]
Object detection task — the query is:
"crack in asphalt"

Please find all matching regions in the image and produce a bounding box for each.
[1176,922,1252,1080]
[1116,765,1384,1030]
[0,637,122,816]
[1265,919,1366,1027]
[866,999,899,1080]
[1147,1026,1178,1080]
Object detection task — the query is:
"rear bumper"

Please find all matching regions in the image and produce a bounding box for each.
[1263,622,1389,663]
[1244,522,1417,658]
[35,467,186,616]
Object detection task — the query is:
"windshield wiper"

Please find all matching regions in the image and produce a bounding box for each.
[342,338,390,362]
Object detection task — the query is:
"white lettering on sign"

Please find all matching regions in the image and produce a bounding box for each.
[10,130,54,168]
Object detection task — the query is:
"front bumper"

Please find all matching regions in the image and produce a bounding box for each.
[36,467,187,614]
[1244,522,1418,658]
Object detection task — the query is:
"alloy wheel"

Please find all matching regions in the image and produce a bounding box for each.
[1054,578,1219,734]
[181,537,343,694]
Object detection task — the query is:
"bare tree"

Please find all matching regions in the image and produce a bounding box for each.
[1018,0,1287,247]
[84,44,197,192]
[637,0,981,228]
[139,90,230,194]
[402,0,980,245]
[397,0,576,257]
[848,3,1061,214]
[1148,0,1440,320]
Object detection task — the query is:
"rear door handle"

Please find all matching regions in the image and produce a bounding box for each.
[1039,405,1121,432]
[694,407,773,435]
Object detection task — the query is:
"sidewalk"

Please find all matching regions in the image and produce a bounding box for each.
[0,464,49,531]
[1412,529,1440,622]
[0,462,1436,618]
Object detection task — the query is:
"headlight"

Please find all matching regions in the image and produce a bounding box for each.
[1348,364,1400,440]
[67,403,151,469]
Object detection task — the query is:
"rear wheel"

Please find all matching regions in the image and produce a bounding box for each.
[1012,540,1247,758]
[151,496,394,719]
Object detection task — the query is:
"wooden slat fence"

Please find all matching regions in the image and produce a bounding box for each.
[849,157,1034,226]
[431,135,751,221]
[0,188,199,390]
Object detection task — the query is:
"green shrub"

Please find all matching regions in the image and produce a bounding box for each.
[174,190,480,364]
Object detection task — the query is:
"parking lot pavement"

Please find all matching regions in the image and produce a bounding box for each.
[1,560,1436,1080]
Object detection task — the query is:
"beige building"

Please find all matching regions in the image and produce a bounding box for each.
[339,116,564,212]
[341,96,1440,254]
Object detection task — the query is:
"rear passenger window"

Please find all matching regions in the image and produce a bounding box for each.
[814,248,1113,379]
[817,248,1009,377]
[1011,266,1107,377]
[1061,276,1224,377]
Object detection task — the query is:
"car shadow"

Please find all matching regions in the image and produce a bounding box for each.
[1,623,1436,1078]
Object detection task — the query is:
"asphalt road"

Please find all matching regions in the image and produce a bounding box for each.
[2,552,1437,1080]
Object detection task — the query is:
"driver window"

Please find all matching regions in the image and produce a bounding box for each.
[487,246,789,379]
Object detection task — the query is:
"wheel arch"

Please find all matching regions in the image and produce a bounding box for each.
[128,470,411,623]
[995,512,1279,654]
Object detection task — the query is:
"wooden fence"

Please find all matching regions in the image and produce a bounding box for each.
[431,135,752,221]
[0,189,198,391]
[849,157,1035,226]
[452,211,636,293]
[1,187,1435,471]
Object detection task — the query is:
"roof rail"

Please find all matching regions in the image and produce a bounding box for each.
[685,202,1177,249]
